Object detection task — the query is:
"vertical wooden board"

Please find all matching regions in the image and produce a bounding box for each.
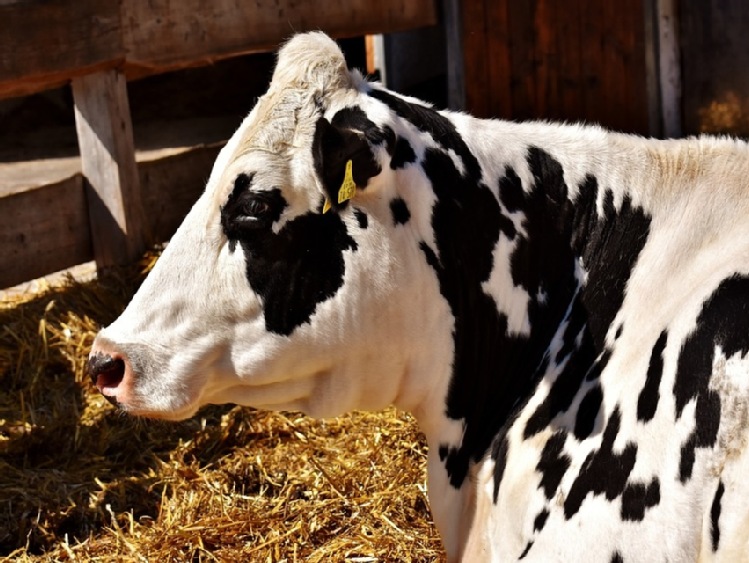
[122,0,438,70]
[485,0,513,118]
[0,0,122,99]
[603,0,648,133]
[552,0,583,120]
[531,0,560,119]
[577,0,606,127]
[576,1,649,133]
[507,0,538,121]
[73,70,146,268]
[679,0,749,135]
[0,176,92,289]
[461,0,490,116]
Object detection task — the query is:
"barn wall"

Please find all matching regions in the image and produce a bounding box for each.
[461,0,651,134]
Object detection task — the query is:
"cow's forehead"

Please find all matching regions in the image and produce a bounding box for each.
[212,91,374,213]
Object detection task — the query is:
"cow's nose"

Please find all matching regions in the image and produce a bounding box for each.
[88,352,126,405]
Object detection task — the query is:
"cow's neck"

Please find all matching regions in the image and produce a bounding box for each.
[416,137,652,492]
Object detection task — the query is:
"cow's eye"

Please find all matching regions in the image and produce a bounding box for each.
[242,199,271,218]
[221,187,286,235]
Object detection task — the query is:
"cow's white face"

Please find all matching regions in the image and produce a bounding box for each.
[89,33,454,422]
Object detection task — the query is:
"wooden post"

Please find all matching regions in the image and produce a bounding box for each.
[72,69,147,268]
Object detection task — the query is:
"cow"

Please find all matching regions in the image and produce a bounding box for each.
[88,32,749,562]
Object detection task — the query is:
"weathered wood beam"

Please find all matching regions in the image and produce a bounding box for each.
[0,0,122,99]
[72,70,147,269]
[0,175,91,289]
[121,0,438,71]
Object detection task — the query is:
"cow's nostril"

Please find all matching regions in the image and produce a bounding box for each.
[88,353,126,391]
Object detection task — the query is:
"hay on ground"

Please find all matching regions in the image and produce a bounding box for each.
[0,251,444,561]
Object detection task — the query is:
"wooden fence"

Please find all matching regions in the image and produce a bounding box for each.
[0,0,437,289]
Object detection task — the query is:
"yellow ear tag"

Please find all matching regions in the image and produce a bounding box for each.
[338,159,357,204]
[322,160,356,214]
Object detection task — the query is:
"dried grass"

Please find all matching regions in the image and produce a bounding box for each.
[0,252,444,562]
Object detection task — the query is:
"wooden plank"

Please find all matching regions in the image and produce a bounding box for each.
[552,0,583,120]
[0,0,122,100]
[578,0,605,127]
[121,0,438,74]
[531,0,559,119]
[72,70,147,268]
[485,0,512,118]
[461,0,490,117]
[0,175,92,289]
[507,0,537,121]
[606,0,648,133]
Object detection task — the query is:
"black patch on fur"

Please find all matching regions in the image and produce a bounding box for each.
[368,88,482,180]
[536,431,571,499]
[222,175,357,335]
[417,146,507,488]
[534,508,549,531]
[312,117,382,211]
[498,166,525,212]
[331,106,395,151]
[675,275,749,481]
[574,384,603,440]
[353,209,368,229]
[519,541,533,559]
[370,92,652,502]
[390,137,417,169]
[585,348,612,382]
[637,331,667,422]
[711,480,724,551]
[611,552,624,563]
[524,168,650,439]
[621,479,660,521]
[370,92,549,491]
[390,197,411,225]
[438,445,448,462]
[571,183,651,351]
[524,297,601,438]
[491,434,509,503]
[679,390,721,482]
[497,214,517,240]
[615,324,624,339]
[564,408,637,518]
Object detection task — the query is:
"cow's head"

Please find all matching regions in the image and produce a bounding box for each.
[88,33,454,422]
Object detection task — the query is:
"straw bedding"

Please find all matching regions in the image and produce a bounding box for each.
[0,252,444,562]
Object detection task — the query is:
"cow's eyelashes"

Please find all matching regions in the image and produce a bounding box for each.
[241,198,271,218]
[232,196,275,229]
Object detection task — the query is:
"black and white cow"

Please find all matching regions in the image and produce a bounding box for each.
[89,33,749,561]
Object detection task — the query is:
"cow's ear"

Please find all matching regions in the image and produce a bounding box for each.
[312,117,382,211]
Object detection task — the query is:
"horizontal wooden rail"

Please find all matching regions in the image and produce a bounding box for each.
[0,0,438,99]
[0,144,221,289]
